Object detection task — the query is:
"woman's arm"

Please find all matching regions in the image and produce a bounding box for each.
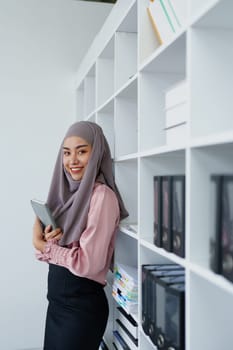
[36,185,120,282]
[33,217,62,254]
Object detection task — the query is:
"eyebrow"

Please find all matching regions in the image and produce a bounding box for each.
[63,144,89,150]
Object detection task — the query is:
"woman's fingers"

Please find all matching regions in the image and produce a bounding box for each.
[52,233,63,241]
[44,227,62,241]
[44,225,52,234]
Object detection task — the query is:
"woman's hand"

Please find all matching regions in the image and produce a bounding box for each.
[32,218,63,252]
[44,225,63,242]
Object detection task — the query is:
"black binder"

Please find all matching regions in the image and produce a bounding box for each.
[155,282,185,350]
[210,175,222,274]
[141,264,183,336]
[161,176,172,251]
[171,176,185,257]
[221,176,233,283]
[153,176,162,247]
[148,270,184,345]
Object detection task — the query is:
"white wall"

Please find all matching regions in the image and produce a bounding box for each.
[0,1,112,349]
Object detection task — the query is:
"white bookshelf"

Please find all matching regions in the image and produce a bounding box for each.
[75,0,233,349]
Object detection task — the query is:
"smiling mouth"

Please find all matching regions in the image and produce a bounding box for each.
[70,167,83,173]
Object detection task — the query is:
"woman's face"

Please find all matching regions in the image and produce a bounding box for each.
[62,136,92,181]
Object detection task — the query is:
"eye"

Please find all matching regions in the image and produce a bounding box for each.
[63,151,70,156]
[78,149,87,155]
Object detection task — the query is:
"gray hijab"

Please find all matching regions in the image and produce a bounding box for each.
[47,121,129,246]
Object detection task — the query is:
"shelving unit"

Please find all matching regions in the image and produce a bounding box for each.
[75,0,233,349]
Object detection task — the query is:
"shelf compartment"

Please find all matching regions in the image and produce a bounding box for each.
[139,151,186,245]
[115,159,138,226]
[115,231,138,268]
[189,271,233,350]
[189,143,233,270]
[139,72,186,152]
[190,0,233,139]
[96,36,115,108]
[114,1,137,92]
[115,78,138,158]
[138,0,187,66]
[139,33,186,152]
[97,100,114,157]
[115,31,137,92]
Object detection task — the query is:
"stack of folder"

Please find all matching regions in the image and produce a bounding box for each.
[147,0,186,45]
[112,263,138,315]
[142,264,185,349]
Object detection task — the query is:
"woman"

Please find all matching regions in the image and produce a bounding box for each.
[32,121,128,350]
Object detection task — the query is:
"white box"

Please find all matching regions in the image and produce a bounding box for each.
[165,122,187,146]
[165,81,188,147]
[166,101,187,128]
[165,80,187,109]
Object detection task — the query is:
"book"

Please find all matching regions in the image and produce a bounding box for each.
[147,0,175,45]
[112,263,138,314]
[163,0,186,29]
[99,340,109,350]
[31,198,57,230]
[113,330,130,350]
[165,80,188,144]
[116,319,138,350]
[116,306,138,339]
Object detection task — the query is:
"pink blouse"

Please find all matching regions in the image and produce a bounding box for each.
[35,183,120,285]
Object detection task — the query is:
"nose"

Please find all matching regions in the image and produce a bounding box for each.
[70,151,79,164]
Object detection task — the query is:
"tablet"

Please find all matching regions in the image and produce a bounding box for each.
[31,199,57,230]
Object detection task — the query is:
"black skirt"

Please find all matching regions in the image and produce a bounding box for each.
[43,264,109,350]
